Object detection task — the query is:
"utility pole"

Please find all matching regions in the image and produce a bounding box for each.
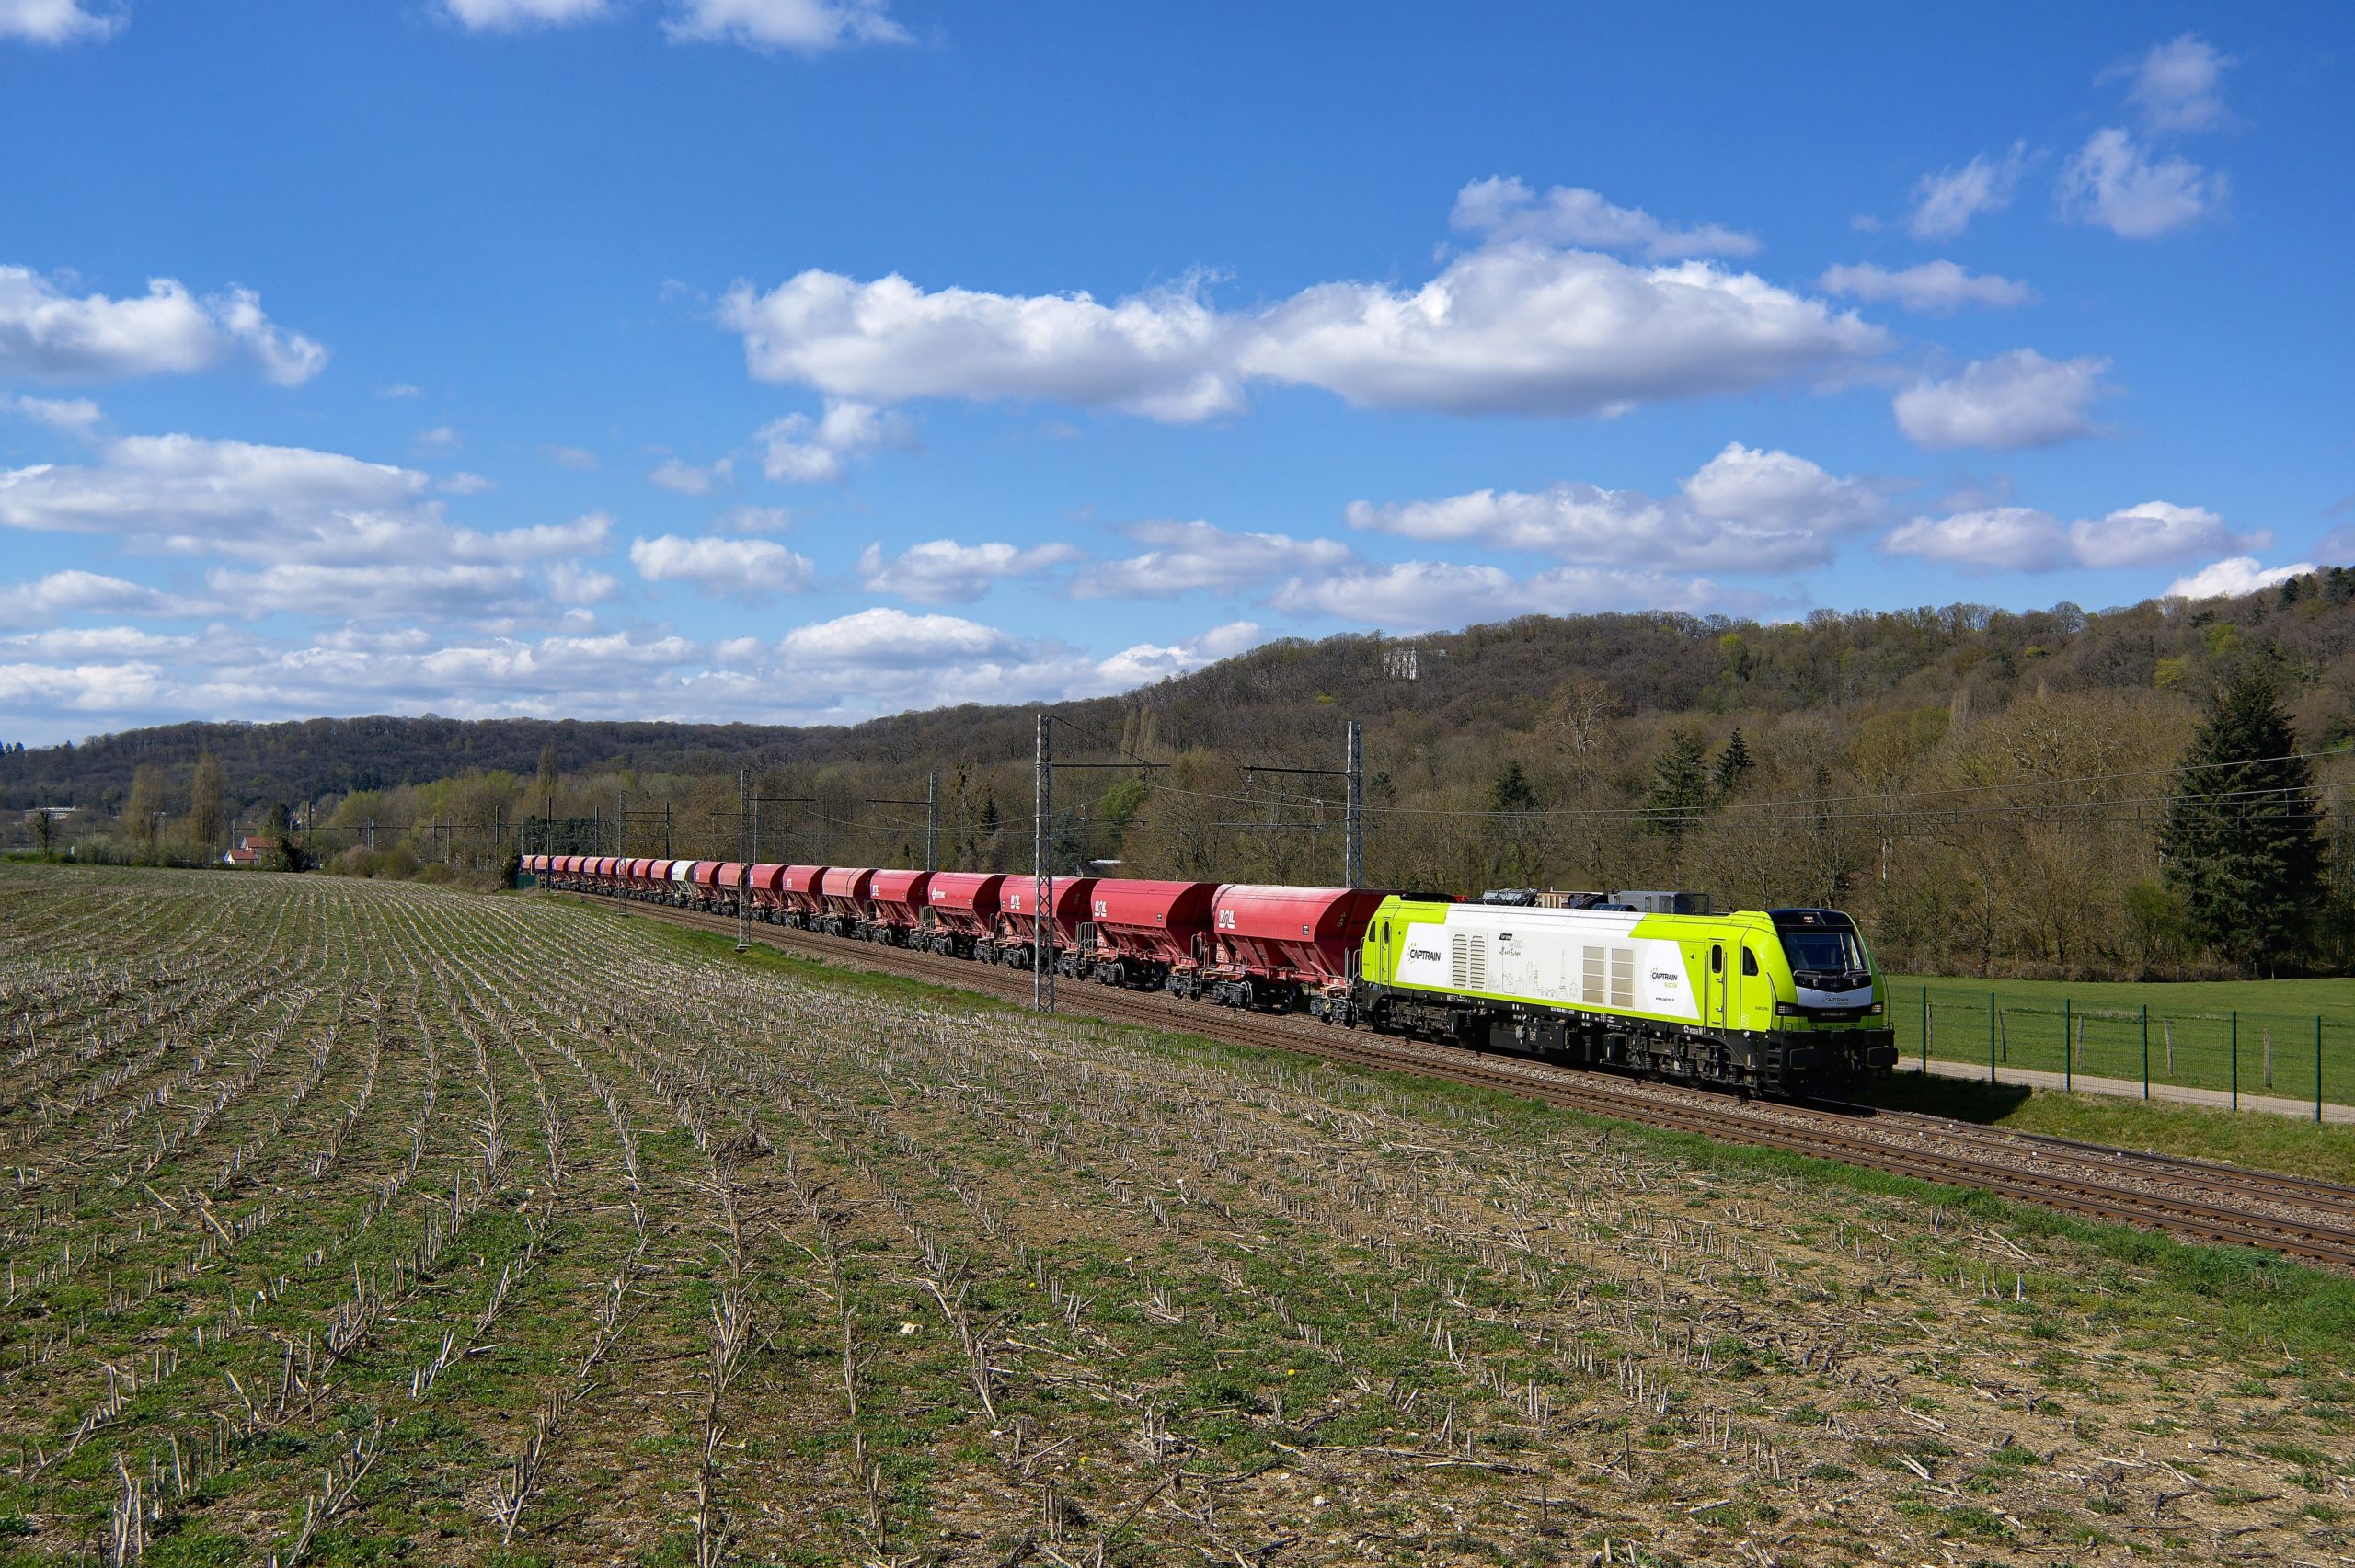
[1034,714,1053,1013]
[927,771,939,872]
[1241,719,1366,888]
[1345,718,1363,888]
[729,762,749,946]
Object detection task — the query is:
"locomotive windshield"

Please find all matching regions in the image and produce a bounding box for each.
[1780,928,1865,976]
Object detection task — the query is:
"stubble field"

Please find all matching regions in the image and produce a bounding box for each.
[3,864,2354,1566]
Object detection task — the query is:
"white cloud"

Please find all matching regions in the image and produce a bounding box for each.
[649,456,733,495]
[1883,498,2247,573]
[0,0,121,44]
[1270,561,1759,633]
[1880,508,2072,572]
[2067,501,2246,568]
[442,0,606,30]
[720,234,1887,423]
[663,0,908,51]
[1817,261,2034,315]
[1893,349,2109,452]
[416,425,462,452]
[541,444,600,470]
[1906,144,2026,240]
[381,383,421,399]
[0,570,180,626]
[0,432,608,581]
[1449,177,1759,258]
[206,561,537,622]
[2057,128,2226,239]
[2165,557,2314,601]
[0,267,327,385]
[440,471,497,495]
[856,539,1083,604]
[780,606,1021,670]
[755,398,914,482]
[1092,622,1269,687]
[714,504,793,533]
[546,563,618,605]
[6,394,104,433]
[1069,519,1350,599]
[2107,33,2234,133]
[628,533,815,601]
[1346,441,1884,574]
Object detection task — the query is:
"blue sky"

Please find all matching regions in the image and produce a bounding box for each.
[1,1,2349,743]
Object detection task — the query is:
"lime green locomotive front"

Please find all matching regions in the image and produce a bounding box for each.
[1352,898,1898,1097]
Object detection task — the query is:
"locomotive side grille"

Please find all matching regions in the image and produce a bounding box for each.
[1609,946,1635,1008]
[1581,945,1604,1006]
[1450,933,1487,990]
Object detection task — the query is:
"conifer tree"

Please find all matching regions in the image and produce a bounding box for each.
[1714,729,1754,799]
[2160,667,2326,974]
[1645,733,1711,843]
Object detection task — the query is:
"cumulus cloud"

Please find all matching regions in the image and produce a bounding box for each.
[541,444,600,470]
[6,394,104,433]
[649,456,733,495]
[1347,441,1884,574]
[440,472,496,496]
[2057,128,2226,238]
[1906,144,2026,240]
[2066,501,2247,569]
[1893,349,2110,451]
[780,606,1021,670]
[1449,177,1760,258]
[664,0,908,51]
[1069,520,1350,599]
[1884,498,2249,573]
[1091,622,1268,687]
[0,569,181,626]
[0,0,121,44]
[755,398,914,483]
[0,431,610,582]
[628,533,815,601]
[0,267,327,385]
[2107,32,2234,133]
[1817,261,2034,315]
[856,539,1083,604]
[2165,557,2315,601]
[207,561,536,622]
[719,231,1886,423]
[442,0,606,30]
[1269,561,1763,634]
[1880,508,2073,572]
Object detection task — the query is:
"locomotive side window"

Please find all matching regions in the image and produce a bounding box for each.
[1709,944,1723,974]
[1741,947,1759,976]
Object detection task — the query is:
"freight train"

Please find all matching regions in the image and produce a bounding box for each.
[523,855,1898,1098]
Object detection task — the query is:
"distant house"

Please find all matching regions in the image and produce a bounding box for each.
[224,835,286,868]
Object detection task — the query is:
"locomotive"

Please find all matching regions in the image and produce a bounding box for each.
[523,856,1897,1098]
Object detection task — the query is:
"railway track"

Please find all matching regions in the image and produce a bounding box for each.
[564,892,2355,1272]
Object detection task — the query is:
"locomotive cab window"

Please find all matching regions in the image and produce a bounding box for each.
[1741,947,1759,976]
[1709,944,1722,974]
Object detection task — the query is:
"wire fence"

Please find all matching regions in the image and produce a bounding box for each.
[1896,983,2350,1118]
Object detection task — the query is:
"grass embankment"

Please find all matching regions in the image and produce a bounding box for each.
[1890,971,2354,1105]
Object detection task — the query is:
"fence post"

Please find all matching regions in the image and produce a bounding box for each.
[2142,1004,2150,1100]
[2230,1010,2238,1112]
[1988,991,1996,1084]
[2064,998,2072,1093]
[2321,1016,2327,1124]
[1921,985,1929,1074]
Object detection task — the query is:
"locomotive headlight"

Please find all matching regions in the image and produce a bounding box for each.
[1774,1001,1801,1017]
[1868,1001,1883,1014]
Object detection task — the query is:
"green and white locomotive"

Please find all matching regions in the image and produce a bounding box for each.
[1348,891,1899,1097]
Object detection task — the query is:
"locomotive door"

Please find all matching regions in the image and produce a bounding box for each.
[1706,944,1728,1031]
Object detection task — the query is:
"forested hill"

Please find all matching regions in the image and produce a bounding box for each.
[7,572,2355,817]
